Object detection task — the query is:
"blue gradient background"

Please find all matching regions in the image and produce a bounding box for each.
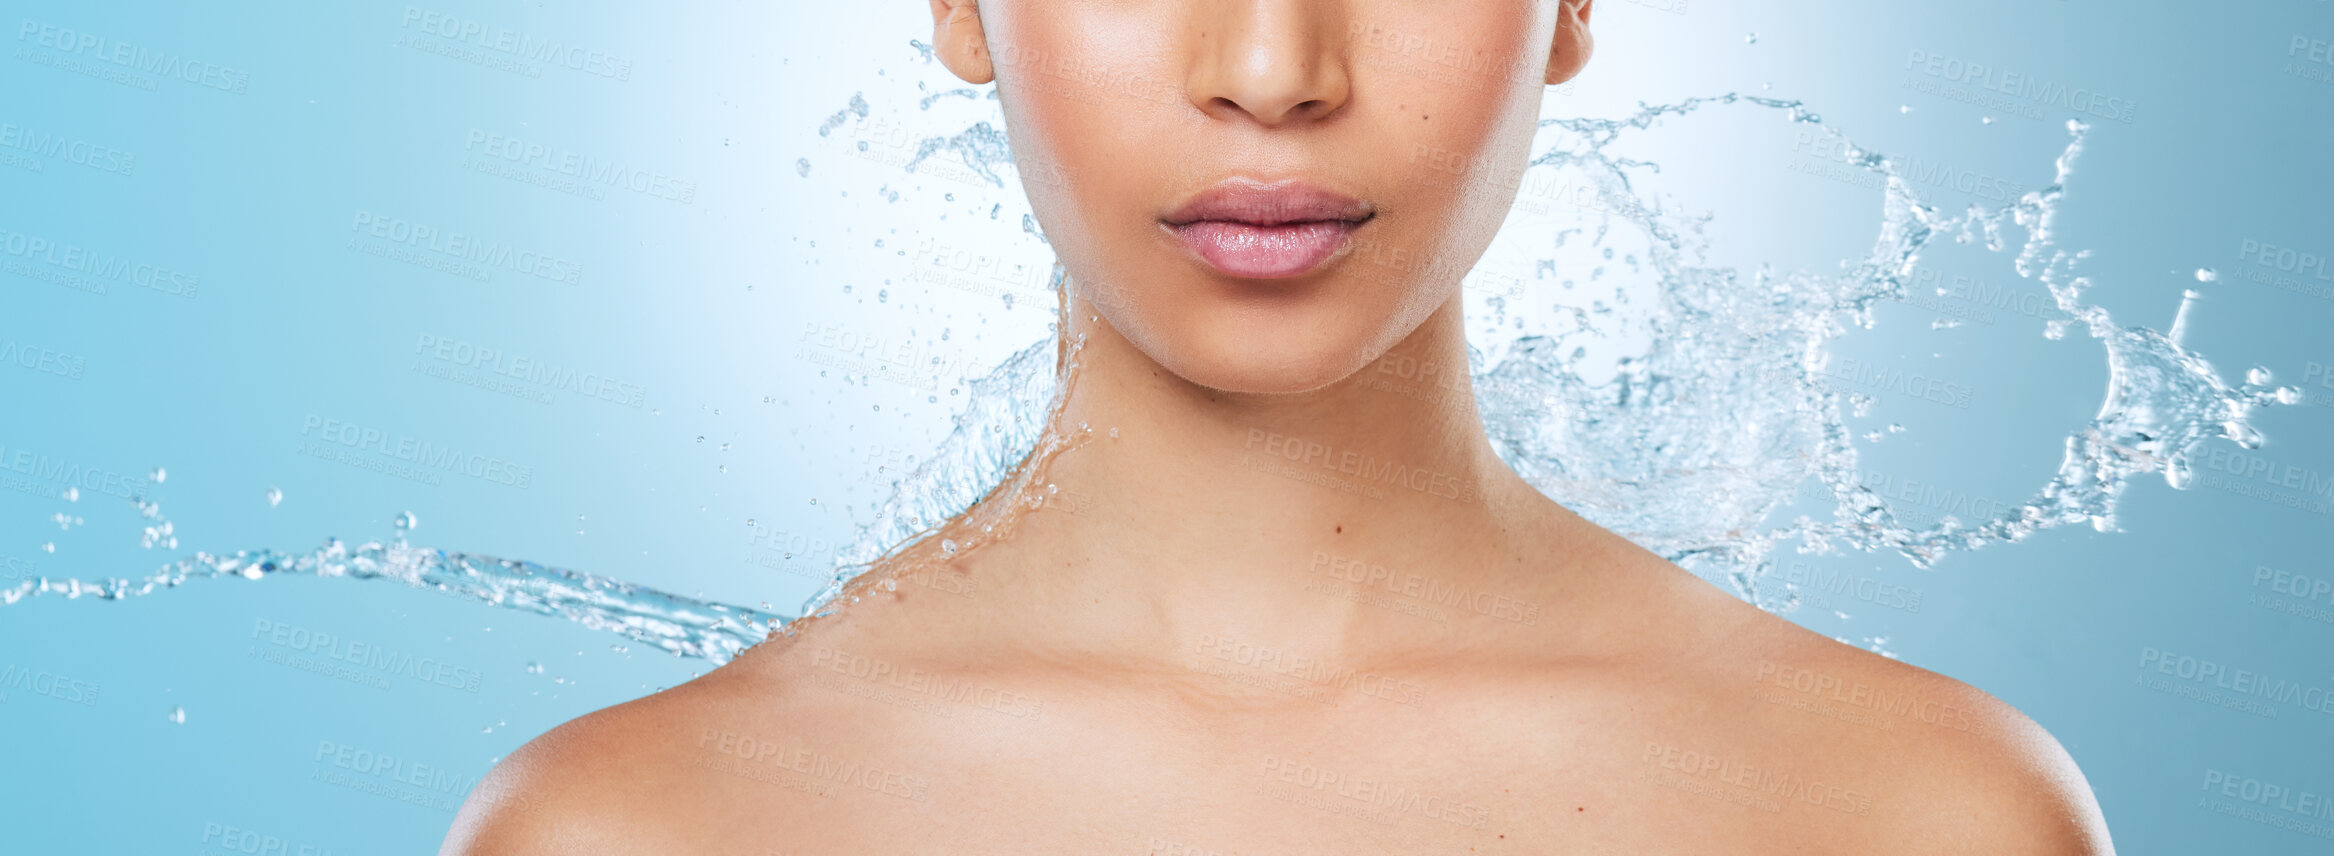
[2,1,2330,853]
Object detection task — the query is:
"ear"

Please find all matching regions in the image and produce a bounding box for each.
[928,0,995,84]
[1545,0,1594,86]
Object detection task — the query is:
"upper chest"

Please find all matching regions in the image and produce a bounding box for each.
[674,673,1885,856]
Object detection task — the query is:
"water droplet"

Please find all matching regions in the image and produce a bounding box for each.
[61,487,77,502]
[525,661,545,674]
[2246,367,2272,386]
[2194,268,2217,283]
[795,158,811,178]
[1898,105,1912,114]
[1744,33,1758,44]
[883,578,898,592]
[941,539,958,555]
[167,706,185,724]
[394,511,419,533]
[150,467,167,483]
[610,644,630,654]
[265,487,283,507]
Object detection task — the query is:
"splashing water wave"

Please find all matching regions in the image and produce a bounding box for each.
[809,92,2296,620]
[5,84,2296,660]
[1,531,781,664]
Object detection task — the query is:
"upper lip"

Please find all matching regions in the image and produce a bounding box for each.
[1160,179,1375,227]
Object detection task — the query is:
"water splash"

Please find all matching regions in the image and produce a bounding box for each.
[815,92,869,138]
[3,88,2296,660]
[817,94,2296,617]
[1,532,780,664]
[799,265,1097,622]
[903,121,1012,188]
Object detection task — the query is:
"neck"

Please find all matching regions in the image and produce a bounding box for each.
[920,290,1583,662]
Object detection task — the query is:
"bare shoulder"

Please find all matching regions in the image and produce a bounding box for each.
[436,644,849,856]
[1667,574,2116,855]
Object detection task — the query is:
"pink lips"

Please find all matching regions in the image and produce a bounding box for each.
[1162,180,1374,279]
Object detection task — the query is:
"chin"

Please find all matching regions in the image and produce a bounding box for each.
[1145,317,1385,396]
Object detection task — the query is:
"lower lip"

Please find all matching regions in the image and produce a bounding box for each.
[1168,220,1363,279]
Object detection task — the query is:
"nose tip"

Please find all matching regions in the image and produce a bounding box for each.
[1186,5,1352,127]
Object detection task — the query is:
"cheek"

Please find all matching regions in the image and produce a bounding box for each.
[989,16,1183,274]
[1366,64,1545,249]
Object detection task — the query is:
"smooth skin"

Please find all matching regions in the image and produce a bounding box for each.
[443,1,2115,853]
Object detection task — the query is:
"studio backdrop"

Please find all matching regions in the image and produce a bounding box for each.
[3,2,2331,853]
